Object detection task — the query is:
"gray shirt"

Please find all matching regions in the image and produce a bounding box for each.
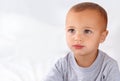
[44,50,120,81]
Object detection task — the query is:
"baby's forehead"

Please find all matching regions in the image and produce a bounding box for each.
[70,8,107,26]
[67,9,107,30]
[70,8,103,17]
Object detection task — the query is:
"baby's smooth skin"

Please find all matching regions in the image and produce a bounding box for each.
[43,2,120,81]
[65,9,108,67]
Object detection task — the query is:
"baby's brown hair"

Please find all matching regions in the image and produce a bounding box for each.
[69,2,108,29]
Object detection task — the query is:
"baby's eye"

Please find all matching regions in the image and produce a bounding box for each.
[84,29,93,34]
[68,29,75,33]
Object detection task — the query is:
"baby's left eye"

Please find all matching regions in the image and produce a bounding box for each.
[84,29,92,34]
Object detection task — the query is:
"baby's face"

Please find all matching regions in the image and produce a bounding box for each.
[65,9,108,56]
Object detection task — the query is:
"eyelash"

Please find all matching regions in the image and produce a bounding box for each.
[84,29,92,34]
[68,29,75,33]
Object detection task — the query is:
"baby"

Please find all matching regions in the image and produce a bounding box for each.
[43,2,120,81]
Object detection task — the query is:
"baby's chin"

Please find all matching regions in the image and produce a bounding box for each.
[71,49,88,56]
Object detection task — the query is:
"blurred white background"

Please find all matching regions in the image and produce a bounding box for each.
[0,0,120,81]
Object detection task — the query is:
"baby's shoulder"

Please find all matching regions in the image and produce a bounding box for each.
[55,52,71,66]
[100,51,119,72]
[102,52,117,66]
[54,52,71,71]
[100,51,120,80]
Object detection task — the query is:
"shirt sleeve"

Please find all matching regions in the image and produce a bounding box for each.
[43,59,64,81]
[106,61,120,81]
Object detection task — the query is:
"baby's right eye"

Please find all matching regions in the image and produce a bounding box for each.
[68,29,75,33]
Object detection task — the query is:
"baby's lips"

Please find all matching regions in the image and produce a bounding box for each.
[72,44,84,49]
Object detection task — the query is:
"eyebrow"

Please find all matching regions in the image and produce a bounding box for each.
[84,26,94,29]
[65,26,74,29]
[66,25,94,29]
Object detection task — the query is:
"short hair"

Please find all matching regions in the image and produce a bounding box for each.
[69,2,108,28]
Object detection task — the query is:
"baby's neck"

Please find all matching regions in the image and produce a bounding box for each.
[74,51,98,67]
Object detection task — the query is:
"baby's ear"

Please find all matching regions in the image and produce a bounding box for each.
[100,30,108,43]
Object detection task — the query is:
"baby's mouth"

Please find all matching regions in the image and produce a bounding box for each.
[72,44,84,49]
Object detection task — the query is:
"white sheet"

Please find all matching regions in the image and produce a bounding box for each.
[0,56,43,81]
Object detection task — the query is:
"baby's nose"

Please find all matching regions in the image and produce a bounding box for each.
[74,33,84,41]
